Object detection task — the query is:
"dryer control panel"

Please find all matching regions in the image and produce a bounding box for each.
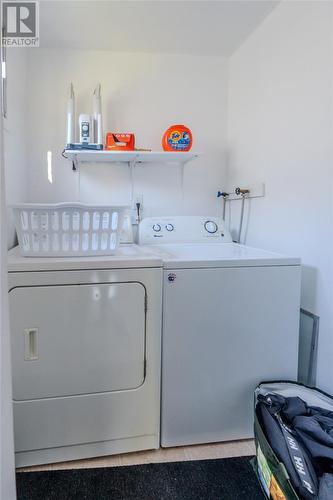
[139,216,232,245]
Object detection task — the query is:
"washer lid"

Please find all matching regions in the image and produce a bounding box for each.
[147,243,301,269]
[8,244,163,272]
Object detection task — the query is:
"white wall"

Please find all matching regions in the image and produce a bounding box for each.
[1,51,17,500]
[26,50,228,218]
[227,1,333,391]
[5,49,28,248]
[7,4,333,391]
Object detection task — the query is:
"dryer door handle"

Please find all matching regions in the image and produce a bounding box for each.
[24,328,39,361]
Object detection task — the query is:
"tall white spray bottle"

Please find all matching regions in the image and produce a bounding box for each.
[93,83,103,146]
[66,82,75,146]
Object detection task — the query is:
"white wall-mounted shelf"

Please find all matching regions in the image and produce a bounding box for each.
[64,150,201,171]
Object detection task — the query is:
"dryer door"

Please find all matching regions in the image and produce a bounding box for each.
[10,282,146,400]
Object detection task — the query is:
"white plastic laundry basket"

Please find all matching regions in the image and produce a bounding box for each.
[12,203,129,257]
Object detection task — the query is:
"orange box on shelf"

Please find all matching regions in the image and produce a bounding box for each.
[105,133,135,151]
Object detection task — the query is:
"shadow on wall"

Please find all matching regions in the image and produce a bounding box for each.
[301,265,318,314]
[7,209,18,250]
[227,197,252,244]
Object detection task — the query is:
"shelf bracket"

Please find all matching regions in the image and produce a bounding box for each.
[183,153,199,166]
[72,154,79,172]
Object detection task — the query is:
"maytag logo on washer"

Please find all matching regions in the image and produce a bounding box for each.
[168,273,177,283]
[2,1,39,47]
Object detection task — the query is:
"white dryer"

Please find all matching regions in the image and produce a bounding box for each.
[8,245,163,467]
[139,216,301,448]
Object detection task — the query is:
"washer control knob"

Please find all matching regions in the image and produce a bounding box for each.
[152,224,161,232]
[165,224,174,232]
[204,221,218,234]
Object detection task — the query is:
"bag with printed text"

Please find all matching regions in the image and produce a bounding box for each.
[253,381,333,500]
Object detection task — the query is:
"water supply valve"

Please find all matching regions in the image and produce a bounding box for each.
[235,187,250,196]
[217,191,229,198]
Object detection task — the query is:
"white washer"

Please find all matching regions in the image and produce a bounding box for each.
[8,245,163,467]
[139,216,301,447]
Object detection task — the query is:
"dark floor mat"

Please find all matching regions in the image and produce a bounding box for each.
[16,456,265,500]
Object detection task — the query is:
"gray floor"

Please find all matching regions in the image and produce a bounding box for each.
[17,439,255,472]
